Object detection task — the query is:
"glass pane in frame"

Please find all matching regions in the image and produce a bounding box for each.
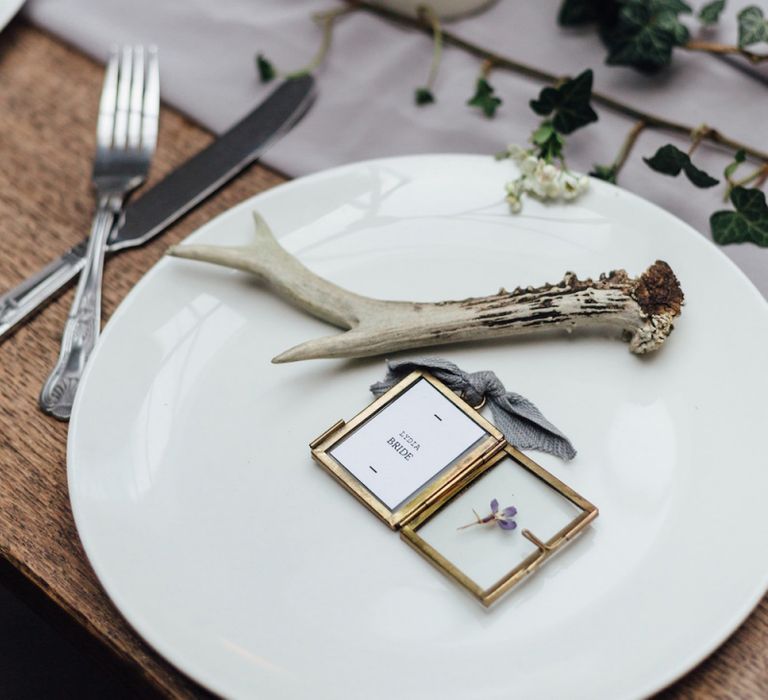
[401,447,598,606]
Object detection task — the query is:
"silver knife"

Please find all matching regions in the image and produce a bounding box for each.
[0,74,315,342]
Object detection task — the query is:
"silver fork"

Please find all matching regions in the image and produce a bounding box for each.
[39,46,159,420]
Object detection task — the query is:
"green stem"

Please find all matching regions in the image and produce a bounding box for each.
[687,124,712,157]
[285,6,354,78]
[614,120,646,176]
[345,0,768,162]
[419,4,443,91]
[724,162,768,200]
[733,163,768,189]
[684,40,768,65]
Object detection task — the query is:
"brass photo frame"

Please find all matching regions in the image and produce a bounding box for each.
[310,370,598,607]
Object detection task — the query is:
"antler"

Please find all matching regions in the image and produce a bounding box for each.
[167,212,684,363]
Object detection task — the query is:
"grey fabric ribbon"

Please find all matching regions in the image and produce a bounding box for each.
[370,358,576,461]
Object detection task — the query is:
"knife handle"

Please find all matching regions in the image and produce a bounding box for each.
[0,243,87,341]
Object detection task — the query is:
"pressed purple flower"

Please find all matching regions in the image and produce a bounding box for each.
[458,498,517,531]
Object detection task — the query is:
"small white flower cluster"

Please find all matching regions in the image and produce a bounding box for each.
[503,145,589,213]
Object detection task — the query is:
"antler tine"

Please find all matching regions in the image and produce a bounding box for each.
[168,212,684,363]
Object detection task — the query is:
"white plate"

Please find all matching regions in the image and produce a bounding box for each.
[69,155,768,700]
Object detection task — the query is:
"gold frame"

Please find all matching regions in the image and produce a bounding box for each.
[400,444,598,607]
[309,370,598,607]
[310,371,503,529]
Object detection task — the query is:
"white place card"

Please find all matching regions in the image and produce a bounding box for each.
[329,378,488,509]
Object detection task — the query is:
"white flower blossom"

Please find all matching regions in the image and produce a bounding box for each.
[519,155,539,176]
[538,162,559,183]
[506,144,528,161]
[505,180,523,213]
[562,180,579,200]
[503,144,589,213]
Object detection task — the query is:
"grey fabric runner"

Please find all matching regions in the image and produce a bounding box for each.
[370,357,576,461]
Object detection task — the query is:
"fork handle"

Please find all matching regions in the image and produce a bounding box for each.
[39,193,123,420]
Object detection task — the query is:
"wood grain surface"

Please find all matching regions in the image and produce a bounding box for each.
[0,21,765,700]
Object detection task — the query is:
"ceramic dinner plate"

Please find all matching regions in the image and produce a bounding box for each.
[69,155,768,699]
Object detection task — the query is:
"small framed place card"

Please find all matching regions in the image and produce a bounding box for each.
[310,371,598,607]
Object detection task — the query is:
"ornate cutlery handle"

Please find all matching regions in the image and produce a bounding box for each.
[0,243,88,341]
[39,194,122,420]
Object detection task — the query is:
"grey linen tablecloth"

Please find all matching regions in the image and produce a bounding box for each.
[25,0,768,296]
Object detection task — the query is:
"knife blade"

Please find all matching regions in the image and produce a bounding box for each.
[0,74,315,342]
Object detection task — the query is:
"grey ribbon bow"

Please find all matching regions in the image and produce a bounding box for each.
[370,358,576,461]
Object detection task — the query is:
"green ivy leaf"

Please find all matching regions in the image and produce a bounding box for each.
[698,0,725,25]
[737,6,768,47]
[415,87,435,105]
[529,69,598,134]
[643,144,719,187]
[723,149,746,180]
[558,0,618,26]
[602,0,692,72]
[532,122,555,144]
[710,186,768,245]
[590,163,618,183]
[256,53,276,83]
[531,121,565,161]
[467,78,502,117]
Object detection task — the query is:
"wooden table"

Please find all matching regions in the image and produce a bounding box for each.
[0,21,766,699]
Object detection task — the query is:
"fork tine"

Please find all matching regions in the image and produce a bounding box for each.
[96,48,119,150]
[127,45,145,149]
[141,46,159,154]
[112,46,133,150]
